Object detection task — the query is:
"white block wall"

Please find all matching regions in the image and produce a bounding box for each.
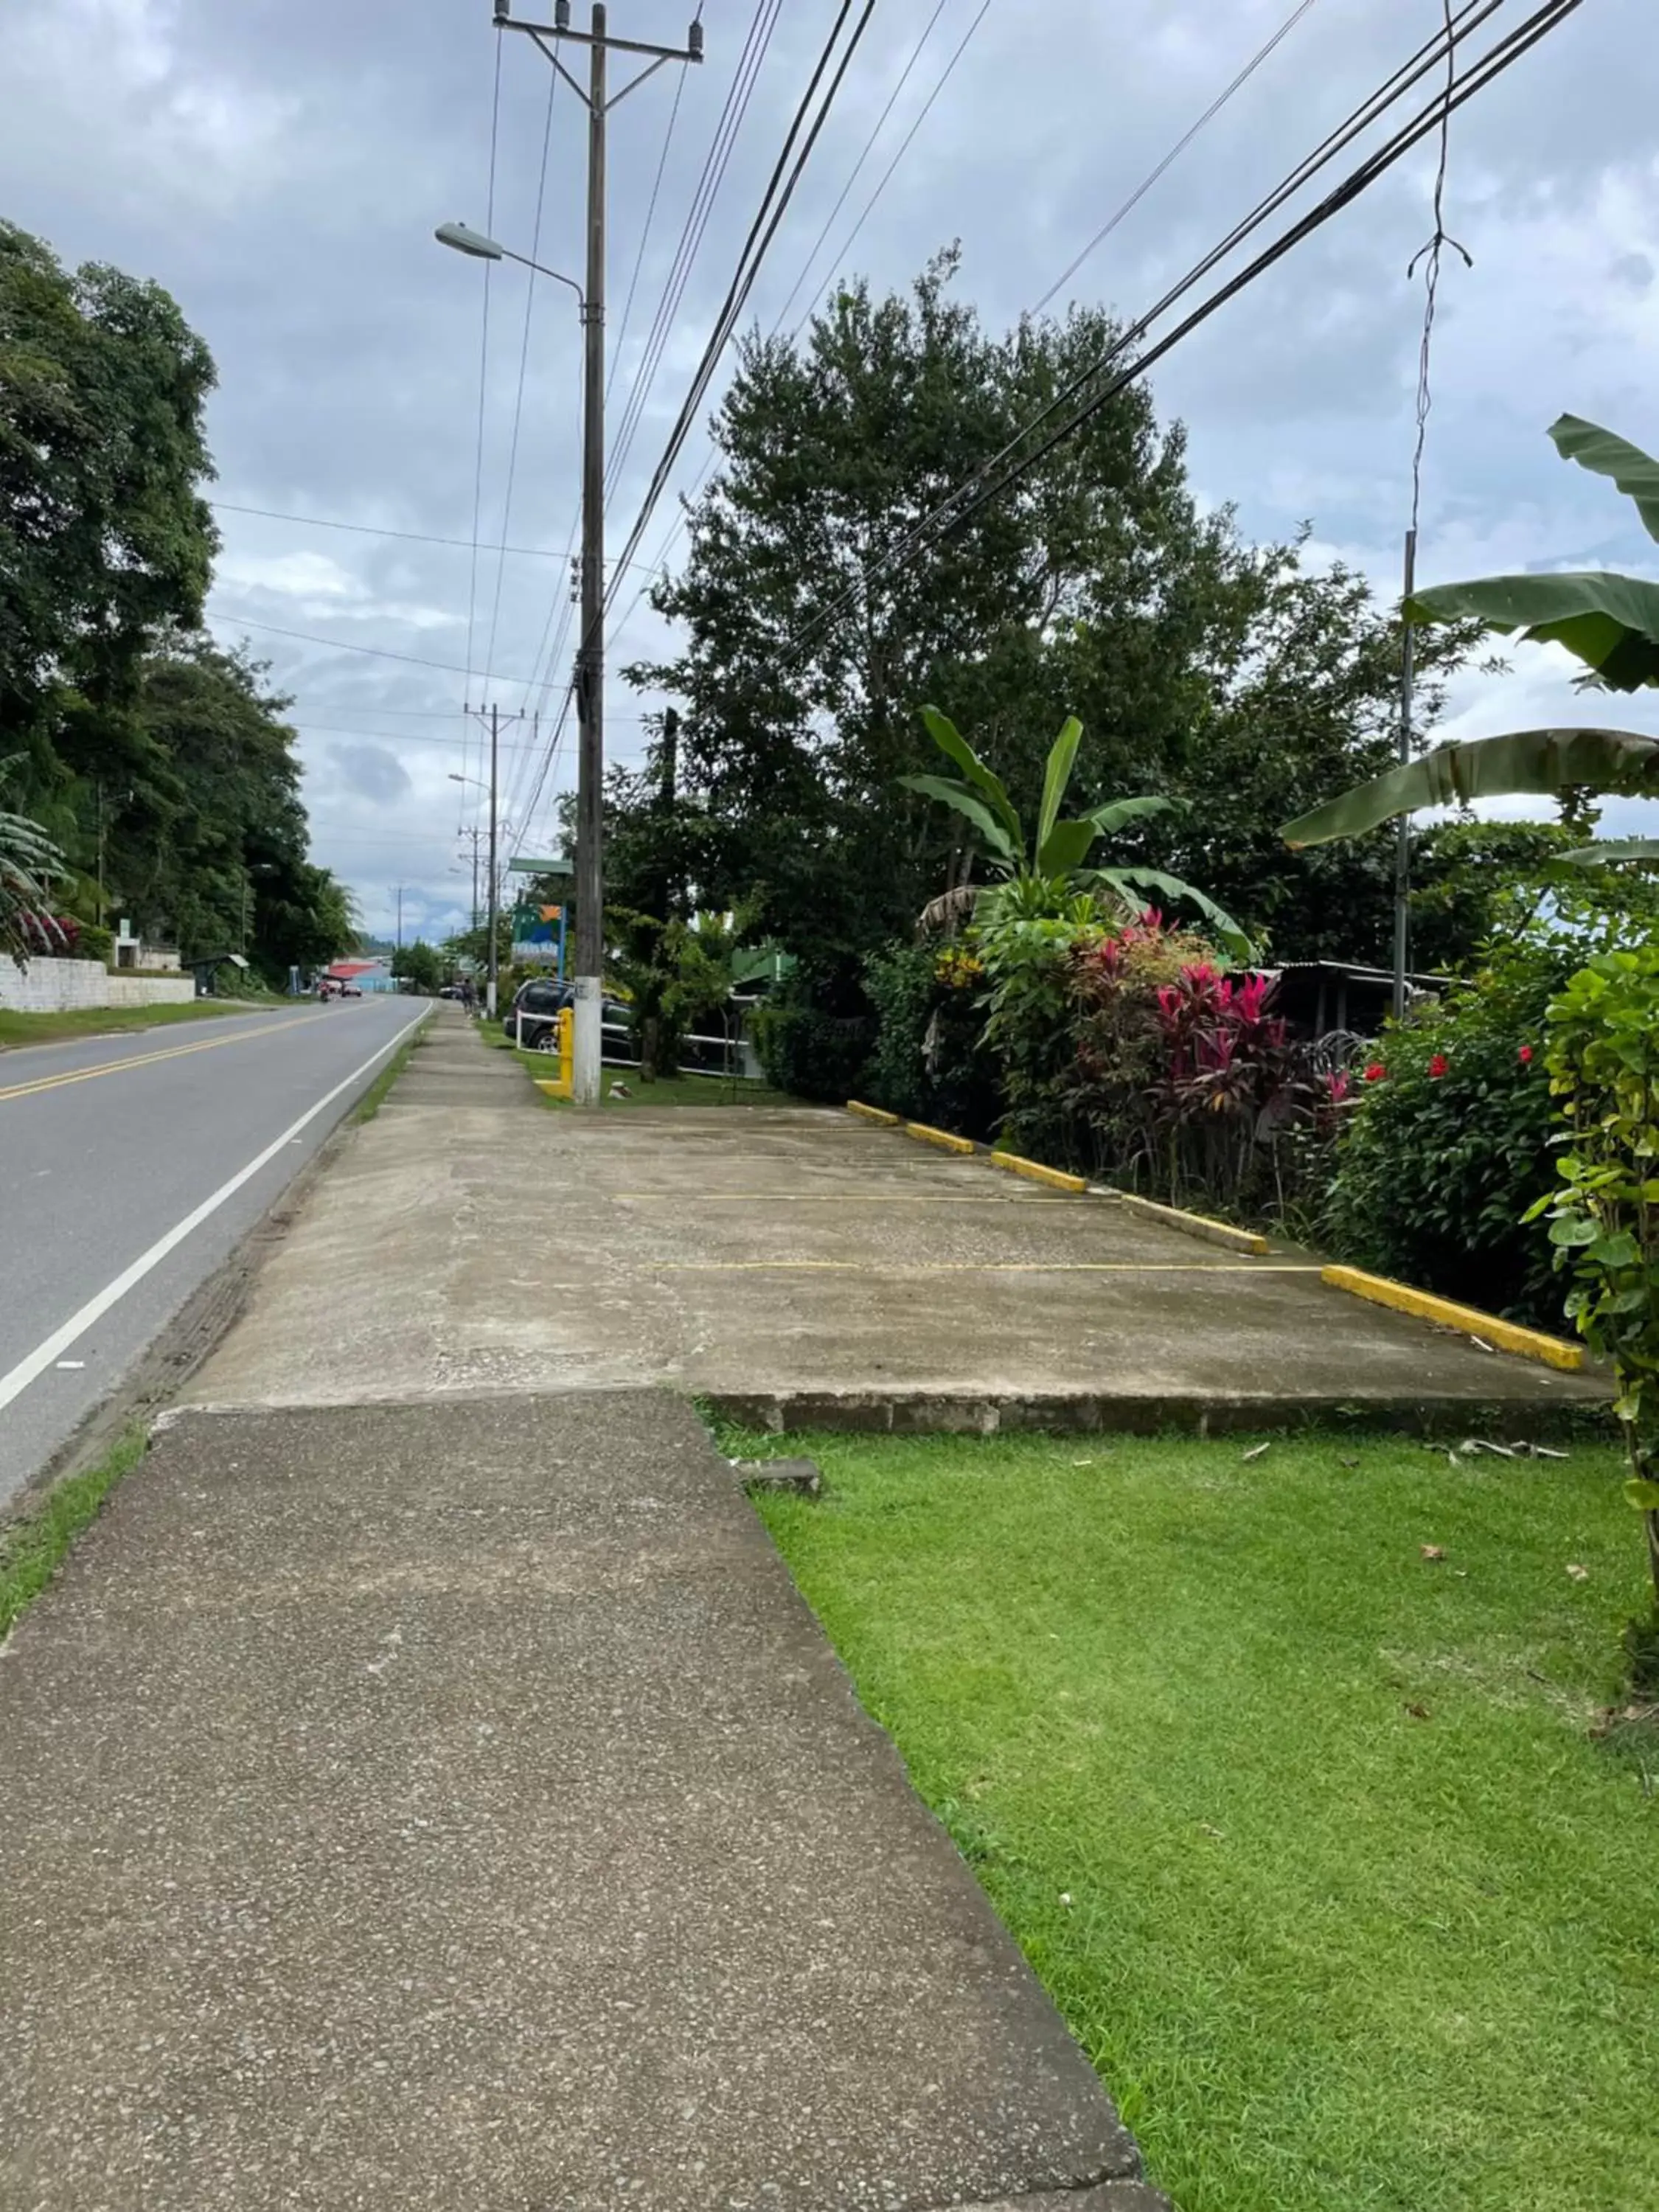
[0,959,196,1013]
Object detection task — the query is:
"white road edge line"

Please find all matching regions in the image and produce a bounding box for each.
[0,1010,429,1418]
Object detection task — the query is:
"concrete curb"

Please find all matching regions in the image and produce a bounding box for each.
[951,2185,1174,2212]
[990,1150,1089,1193]
[1321,1264,1585,1371]
[1095,1188,1270,1257]
[846,1098,901,1125]
[704,1387,1610,1440]
[905,1119,976,1155]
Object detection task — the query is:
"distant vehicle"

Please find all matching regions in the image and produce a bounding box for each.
[438,984,465,1001]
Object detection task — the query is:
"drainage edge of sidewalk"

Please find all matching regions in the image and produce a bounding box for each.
[705,1386,1612,1441]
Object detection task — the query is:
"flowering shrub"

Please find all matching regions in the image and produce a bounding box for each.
[16,912,77,955]
[1323,917,1587,1328]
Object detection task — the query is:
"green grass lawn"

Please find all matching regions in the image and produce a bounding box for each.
[478,1022,789,1107]
[749,1429,1657,2212]
[0,998,265,1049]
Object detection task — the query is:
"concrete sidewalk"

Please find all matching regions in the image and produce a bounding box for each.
[190,1012,1603,1430]
[0,1392,1158,2211]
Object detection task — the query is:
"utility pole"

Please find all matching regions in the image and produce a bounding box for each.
[458,827,484,941]
[495,0,703,1103]
[460,702,534,1020]
[396,884,404,951]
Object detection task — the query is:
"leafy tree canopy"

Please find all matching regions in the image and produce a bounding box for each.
[619,249,1482,999]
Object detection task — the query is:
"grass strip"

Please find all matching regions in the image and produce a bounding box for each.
[477,1021,788,1107]
[0,1427,148,1642]
[751,1427,1658,2212]
[0,1000,266,1050]
[353,1017,428,1121]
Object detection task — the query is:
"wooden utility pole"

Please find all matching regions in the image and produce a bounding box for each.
[495,0,703,1101]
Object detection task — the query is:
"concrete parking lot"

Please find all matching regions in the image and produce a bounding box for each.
[191,1018,1604,1430]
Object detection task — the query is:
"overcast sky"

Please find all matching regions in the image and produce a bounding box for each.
[3,0,1656,943]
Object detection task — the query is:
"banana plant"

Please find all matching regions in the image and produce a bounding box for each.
[0,757,67,964]
[902,706,1251,960]
[1281,416,1659,856]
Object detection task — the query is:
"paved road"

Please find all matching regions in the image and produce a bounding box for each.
[0,998,424,1507]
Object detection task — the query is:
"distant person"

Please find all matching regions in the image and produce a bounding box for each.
[460,977,476,1015]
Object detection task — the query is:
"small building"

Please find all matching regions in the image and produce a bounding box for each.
[323,959,395,995]
[113,920,181,973]
[1262,959,1449,1043]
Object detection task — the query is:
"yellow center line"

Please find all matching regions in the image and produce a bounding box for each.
[655,1261,1322,1274]
[0,1011,330,1105]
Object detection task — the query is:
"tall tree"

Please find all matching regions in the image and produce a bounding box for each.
[1,220,218,826]
[624,251,1480,990]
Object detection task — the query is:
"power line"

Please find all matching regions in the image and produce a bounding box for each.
[606,0,882,613]
[509,0,787,846]
[212,502,566,557]
[608,0,995,641]
[482,62,564,703]
[1031,0,1326,315]
[785,0,993,343]
[796,0,1534,650]
[602,0,784,505]
[605,55,690,406]
[209,613,538,684]
[462,28,507,827]
[762,0,953,339]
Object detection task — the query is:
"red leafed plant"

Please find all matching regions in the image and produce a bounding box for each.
[1068,915,1335,1222]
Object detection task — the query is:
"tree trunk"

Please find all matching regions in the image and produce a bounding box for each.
[640,1014,661,1085]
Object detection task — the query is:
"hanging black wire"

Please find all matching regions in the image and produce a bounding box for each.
[1406,0,1474,539]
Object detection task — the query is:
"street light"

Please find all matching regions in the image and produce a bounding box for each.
[435,222,584,308]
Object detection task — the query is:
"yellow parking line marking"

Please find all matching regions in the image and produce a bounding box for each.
[0,1012,328,1105]
[655,1261,1324,1274]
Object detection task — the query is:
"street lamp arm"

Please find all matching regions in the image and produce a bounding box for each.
[434,223,583,307]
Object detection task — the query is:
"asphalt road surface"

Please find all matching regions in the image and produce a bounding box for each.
[0,998,424,1509]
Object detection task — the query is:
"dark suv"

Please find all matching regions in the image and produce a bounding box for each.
[505,980,636,1059]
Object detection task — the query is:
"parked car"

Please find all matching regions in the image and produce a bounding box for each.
[505,980,636,1060]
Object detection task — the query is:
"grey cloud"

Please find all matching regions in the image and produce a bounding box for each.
[328,745,416,805]
[4,0,1656,936]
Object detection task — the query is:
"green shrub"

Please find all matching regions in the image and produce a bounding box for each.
[75,919,114,966]
[863,941,1000,1135]
[751,988,874,1102]
[1324,922,1588,1327]
[860,943,936,1119]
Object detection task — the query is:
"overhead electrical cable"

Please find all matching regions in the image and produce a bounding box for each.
[797,0,1553,649]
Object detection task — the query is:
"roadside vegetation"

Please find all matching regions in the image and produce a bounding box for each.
[0,999,262,1049]
[352,1016,429,1121]
[748,1427,1658,2212]
[0,1427,147,1644]
[478,1021,787,1109]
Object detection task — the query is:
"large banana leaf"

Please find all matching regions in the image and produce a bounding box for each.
[1085,795,1178,835]
[897,772,1019,864]
[1091,865,1253,964]
[1548,415,1659,544]
[919,706,1022,844]
[1404,571,1659,691]
[1034,716,1082,860]
[1036,816,1097,877]
[1282,727,1659,847]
